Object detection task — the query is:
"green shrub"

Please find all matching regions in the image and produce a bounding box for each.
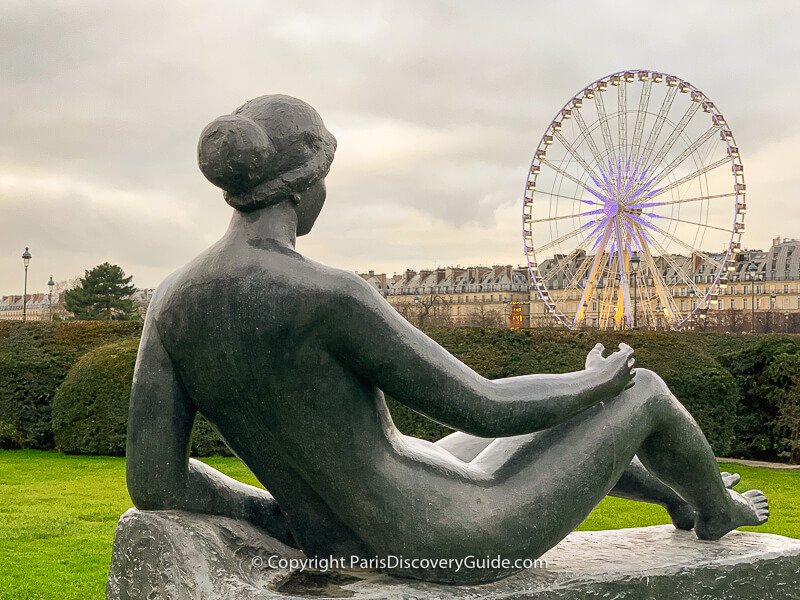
[385,328,740,455]
[52,339,231,456]
[720,336,800,460]
[0,321,141,449]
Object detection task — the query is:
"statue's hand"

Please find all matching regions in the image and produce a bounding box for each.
[585,343,636,396]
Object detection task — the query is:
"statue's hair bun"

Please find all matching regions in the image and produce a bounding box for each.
[197,114,276,196]
[198,95,336,212]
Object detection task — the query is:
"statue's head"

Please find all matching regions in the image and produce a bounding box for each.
[198,95,336,235]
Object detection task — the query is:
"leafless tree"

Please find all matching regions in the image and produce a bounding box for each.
[464,302,505,328]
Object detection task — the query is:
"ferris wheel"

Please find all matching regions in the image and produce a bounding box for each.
[522,70,746,330]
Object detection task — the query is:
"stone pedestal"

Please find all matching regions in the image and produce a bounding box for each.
[107,508,800,599]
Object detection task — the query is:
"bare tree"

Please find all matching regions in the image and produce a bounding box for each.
[464,301,504,328]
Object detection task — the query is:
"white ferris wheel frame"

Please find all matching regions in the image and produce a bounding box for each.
[522,70,746,330]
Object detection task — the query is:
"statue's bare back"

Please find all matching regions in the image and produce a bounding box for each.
[127,95,768,584]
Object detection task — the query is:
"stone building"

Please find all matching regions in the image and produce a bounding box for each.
[359,266,531,329]
[0,292,65,321]
[363,236,800,331]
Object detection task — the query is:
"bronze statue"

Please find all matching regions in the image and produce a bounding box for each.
[126,95,768,584]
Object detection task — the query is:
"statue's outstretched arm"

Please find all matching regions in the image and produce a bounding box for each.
[125,313,294,544]
[328,273,634,437]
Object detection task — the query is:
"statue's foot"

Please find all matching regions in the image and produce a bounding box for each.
[666,471,742,531]
[720,471,741,488]
[695,489,769,540]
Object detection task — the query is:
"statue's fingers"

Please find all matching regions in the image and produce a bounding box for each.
[627,357,635,368]
[619,342,634,354]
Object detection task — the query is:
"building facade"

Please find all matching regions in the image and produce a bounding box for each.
[0,293,65,321]
[359,265,531,329]
[364,237,800,332]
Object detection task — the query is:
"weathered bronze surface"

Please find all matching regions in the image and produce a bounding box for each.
[125,95,768,584]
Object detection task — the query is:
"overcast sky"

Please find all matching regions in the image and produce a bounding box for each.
[1,0,798,293]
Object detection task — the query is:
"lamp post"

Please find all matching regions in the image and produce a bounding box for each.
[413,293,421,327]
[21,247,31,322]
[503,298,509,328]
[769,292,776,333]
[747,262,758,332]
[47,275,55,321]
[630,252,640,328]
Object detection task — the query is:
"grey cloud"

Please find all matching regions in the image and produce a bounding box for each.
[1,0,798,290]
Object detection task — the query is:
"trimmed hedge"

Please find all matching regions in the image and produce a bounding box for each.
[52,338,231,456]
[3,321,797,460]
[719,336,800,460]
[0,321,142,449]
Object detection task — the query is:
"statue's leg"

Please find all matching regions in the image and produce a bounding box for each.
[469,369,767,557]
[610,456,742,530]
[434,431,494,462]
[435,427,738,531]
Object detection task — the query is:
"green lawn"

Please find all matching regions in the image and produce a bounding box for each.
[1,450,798,599]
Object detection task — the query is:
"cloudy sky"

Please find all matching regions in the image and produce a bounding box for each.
[1,0,798,293]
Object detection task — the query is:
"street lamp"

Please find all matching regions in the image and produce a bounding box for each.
[413,292,422,327]
[630,252,640,328]
[21,247,31,322]
[769,291,777,333]
[47,275,55,321]
[747,261,758,332]
[503,298,509,328]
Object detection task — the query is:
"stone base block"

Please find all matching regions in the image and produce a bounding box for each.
[107,508,800,599]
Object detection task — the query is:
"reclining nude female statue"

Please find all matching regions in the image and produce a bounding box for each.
[126,94,768,585]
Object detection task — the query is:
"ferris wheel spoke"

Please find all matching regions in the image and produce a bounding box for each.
[534,219,599,255]
[642,232,707,300]
[553,131,603,183]
[531,208,604,223]
[631,191,736,210]
[646,102,702,174]
[593,91,617,164]
[639,86,679,170]
[539,223,609,279]
[629,81,653,170]
[645,156,730,199]
[552,253,595,307]
[538,191,599,205]
[613,218,633,326]
[540,159,607,201]
[650,214,735,234]
[618,82,627,165]
[641,126,718,195]
[635,217,726,270]
[574,224,614,323]
[629,222,683,323]
[571,109,607,168]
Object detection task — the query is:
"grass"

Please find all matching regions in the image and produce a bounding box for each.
[0,450,798,599]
